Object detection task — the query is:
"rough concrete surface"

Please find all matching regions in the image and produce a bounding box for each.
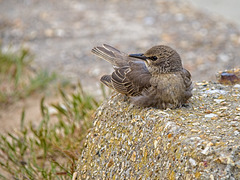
[76,81,240,179]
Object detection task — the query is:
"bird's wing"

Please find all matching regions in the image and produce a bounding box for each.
[110,61,152,96]
[91,44,136,68]
[100,75,113,88]
[181,68,193,99]
[127,61,152,88]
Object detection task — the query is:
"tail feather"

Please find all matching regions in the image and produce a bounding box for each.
[102,44,121,53]
[91,44,129,67]
[91,46,115,64]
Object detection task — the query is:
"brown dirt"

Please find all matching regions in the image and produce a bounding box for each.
[0,93,60,132]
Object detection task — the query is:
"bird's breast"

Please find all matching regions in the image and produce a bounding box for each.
[150,73,185,101]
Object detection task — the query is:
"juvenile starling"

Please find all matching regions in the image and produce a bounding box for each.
[92,44,192,109]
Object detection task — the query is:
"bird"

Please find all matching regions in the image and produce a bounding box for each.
[91,44,193,109]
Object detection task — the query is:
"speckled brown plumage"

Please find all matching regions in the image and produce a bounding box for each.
[91,44,192,109]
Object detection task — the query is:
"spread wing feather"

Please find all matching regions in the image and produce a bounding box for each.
[94,44,152,96]
[110,62,151,96]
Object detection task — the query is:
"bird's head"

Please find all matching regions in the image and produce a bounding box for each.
[129,45,183,73]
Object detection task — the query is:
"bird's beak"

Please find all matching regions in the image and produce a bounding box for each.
[128,53,147,61]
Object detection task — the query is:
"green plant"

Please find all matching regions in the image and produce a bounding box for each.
[0,46,56,105]
[0,83,100,179]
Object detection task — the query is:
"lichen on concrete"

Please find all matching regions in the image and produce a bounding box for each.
[75,81,240,179]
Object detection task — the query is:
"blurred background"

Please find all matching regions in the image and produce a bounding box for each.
[1,0,240,96]
[188,0,240,26]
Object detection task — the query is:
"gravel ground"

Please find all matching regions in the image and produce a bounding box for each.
[1,0,240,96]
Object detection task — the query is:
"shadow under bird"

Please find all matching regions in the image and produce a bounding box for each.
[92,44,193,109]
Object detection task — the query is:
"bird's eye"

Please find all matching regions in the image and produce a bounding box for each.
[149,56,157,61]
